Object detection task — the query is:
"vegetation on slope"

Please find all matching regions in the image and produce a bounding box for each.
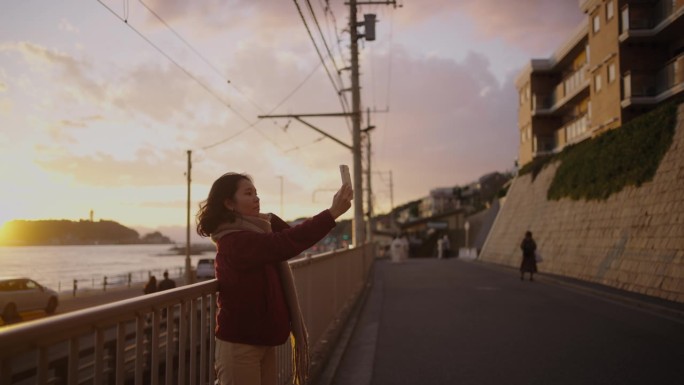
[519,101,678,201]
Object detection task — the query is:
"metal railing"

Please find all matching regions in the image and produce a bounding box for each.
[563,113,590,144]
[621,0,679,33]
[623,53,684,100]
[0,244,374,385]
[532,64,588,113]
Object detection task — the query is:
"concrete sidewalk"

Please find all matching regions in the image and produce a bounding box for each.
[324,258,684,385]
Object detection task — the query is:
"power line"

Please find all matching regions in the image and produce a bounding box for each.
[284,136,326,153]
[137,0,280,116]
[306,0,353,133]
[135,0,341,155]
[201,61,323,151]
[292,0,351,118]
[320,0,349,69]
[305,0,346,92]
[96,0,253,126]
[97,0,304,153]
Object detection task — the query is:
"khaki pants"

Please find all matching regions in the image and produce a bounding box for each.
[215,339,276,385]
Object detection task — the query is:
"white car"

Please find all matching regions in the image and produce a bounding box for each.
[0,277,59,323]
[196,258,215,280]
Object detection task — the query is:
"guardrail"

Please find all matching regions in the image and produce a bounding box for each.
[0,244,374,384]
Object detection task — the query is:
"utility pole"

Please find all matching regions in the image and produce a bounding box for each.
[349,0,397,245]
[389,170,395,230]
[389,170,394,212]
[259,0,397,247]
[349,0,365,246]
[374,170,395,229]
[363,108,376,242]
[185,150,192,284]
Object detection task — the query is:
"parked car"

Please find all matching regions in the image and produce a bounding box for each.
[196,258,215,280]
[0,277,58,323]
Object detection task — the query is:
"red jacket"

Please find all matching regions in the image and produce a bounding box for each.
[214,210,336,345]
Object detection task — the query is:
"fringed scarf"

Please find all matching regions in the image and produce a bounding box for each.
[211,214,310,385]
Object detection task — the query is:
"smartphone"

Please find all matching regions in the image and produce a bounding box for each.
[340,165,352,187]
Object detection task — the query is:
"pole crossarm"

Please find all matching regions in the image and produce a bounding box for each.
[258,112,356,118]
[258,113,353,151]
[346,1,398,5]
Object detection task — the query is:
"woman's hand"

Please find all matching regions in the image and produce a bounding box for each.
[329,183,353,219]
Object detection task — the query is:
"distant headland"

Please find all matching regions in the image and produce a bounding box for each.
[0,219,173,246]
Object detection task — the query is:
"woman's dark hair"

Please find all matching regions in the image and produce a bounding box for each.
[196,173,252,237]
[525,231,532,238]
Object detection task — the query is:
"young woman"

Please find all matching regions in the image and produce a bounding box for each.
[520,231,538,281]
[196,172,352,385]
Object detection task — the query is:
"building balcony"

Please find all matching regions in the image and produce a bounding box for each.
[563,113,591,146]
[619,1,684,42]
[532,65,589,116]
[622,53,684,107]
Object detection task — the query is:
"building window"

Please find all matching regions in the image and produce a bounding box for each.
[606,1,614,21]
[520,126,532,143]
[593,15,600,33]
[595,74,602,92]
[607,63,616,83]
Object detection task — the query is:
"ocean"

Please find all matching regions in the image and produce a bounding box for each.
[0,244,216,292]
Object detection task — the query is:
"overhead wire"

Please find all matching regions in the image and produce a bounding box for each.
[307,0,353,134]
[96,0,266,139]
[316,0,353,134]
[99,0,333,157]
[98,0,236,115]
[318,0,347,66]
[201,61,324,151]
[134,0,345,158]
[305,0,344,82]
[306,0,349,110]
[137,0,281,117]
[101,0,371,171]
[292,0,352,121]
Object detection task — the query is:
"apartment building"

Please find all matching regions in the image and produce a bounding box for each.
[516,0,684,166]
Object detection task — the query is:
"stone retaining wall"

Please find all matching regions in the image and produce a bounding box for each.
[480,104,684,303]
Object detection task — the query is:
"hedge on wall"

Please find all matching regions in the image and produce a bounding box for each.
[546,101,678,201]
[518,101,678,200]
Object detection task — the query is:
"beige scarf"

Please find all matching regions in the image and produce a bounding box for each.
[211,214,310,385]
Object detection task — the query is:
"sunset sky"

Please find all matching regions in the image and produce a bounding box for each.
[0,0,584,241]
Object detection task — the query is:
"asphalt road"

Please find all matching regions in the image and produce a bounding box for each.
[330,258,684,385]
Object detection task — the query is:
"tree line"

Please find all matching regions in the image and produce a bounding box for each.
[0,219,173,246]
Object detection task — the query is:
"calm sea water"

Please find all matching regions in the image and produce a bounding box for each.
[0,244,216,292]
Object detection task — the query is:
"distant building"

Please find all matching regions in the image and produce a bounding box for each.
[478,172,509,204]
[516,0,684,166]
[420,187,460,218]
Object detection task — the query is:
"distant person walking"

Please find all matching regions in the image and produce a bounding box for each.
[437,236,445,259]
[391,234,404,263]
[520,231,538,281]
[157,270,176,291]
[196,172,353,385]
[400,233,410,260]
[143,275,157,294]
[442,234,451,258]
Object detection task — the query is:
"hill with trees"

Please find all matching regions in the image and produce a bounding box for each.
[0,219,173,246]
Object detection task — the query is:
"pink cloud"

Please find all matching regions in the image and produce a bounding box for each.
[397,0,585,55]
